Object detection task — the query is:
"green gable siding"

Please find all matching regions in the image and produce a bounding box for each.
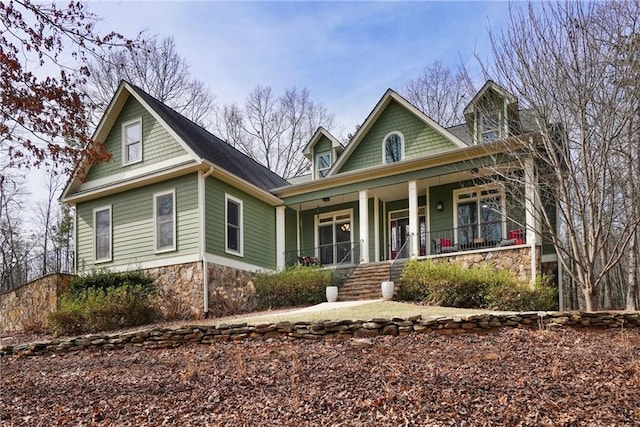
[76,174,199,271]
[314,137,332,155]
[339,100,457,173]
[205,177,276,269]
[86,96,188,181]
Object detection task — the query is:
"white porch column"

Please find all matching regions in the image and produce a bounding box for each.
[408,180,419,258]
[359,190,369,263]
[374,196,380,262]
[276,205,286,270]
[524,157,540,282]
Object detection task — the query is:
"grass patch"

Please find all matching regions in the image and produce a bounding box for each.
[216,301,497,326]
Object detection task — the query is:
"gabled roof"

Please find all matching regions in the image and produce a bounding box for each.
[329,89,468,174]
[62,81,288,201]
[463,80,517,116]
[302,127,344,160]
[127,84,289,191]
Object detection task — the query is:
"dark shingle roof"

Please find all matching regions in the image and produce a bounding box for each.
[129,84,289,191]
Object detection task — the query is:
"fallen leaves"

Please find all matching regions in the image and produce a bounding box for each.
[1,328,639,426]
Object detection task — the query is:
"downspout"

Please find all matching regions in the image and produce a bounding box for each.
[200,166,215,317]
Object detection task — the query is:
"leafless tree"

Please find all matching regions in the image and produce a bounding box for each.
[215,86,335,179]
[33,171,65,274]
[481,0,640,310]
[402,61,474,127]
[86,36,216,129]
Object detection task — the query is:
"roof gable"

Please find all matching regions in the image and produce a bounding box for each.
[332,90,467,174]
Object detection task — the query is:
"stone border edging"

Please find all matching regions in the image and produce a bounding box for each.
[2,311,638,357]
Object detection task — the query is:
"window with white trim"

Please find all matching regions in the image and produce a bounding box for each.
[480,112,500,143]
[122,118,142,164]
[94,206,112,262]
[154,190,176,252]
[454,186,505,245]
[383,132,404,164]
[225,194,243,256]
[317,211,352,265]
[316,152,331,178]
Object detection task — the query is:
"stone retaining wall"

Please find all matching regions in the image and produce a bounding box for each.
[0,274,73,332]
[2,311,637,357]
[431,246,538,283]
[148,261,205,320]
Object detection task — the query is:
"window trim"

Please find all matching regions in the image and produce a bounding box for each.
[452,184,506,244]
[153,189,177,253]
[315,151,331,179]
[93,205,112,263]
[382,131,404,164]
[122,117,143,165]
[225,194,244,257]
[314,209,353,265]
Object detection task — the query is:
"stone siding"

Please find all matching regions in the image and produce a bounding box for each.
[2,311,638,357]
[430,246,539,283]
[147,261,204,320]
[0,274,73,332]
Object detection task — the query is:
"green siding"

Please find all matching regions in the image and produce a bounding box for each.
[285,207,298,255]
[314,137,332,155]
[76,174,199,271]
[205,177,276,269]
[339,100,457,173]
[86,96,188,181]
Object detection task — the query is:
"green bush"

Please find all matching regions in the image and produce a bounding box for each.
[485,276,558,311]
[398,260,556,310]
[254,265,330,310]
[48,270,159,335]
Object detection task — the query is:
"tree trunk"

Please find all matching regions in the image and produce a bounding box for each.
[626,230,638,310]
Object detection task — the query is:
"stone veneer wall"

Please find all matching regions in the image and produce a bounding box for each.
[206,262,256,316]
[431,246,540,283]
[147,261,205,320]
[2,311,638,357]
[0,274,73,332]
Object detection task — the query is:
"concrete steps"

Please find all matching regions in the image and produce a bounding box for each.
[337,261,396,301]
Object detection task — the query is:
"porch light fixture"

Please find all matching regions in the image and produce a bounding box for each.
[322,197,331,202]
[436,201,444,211]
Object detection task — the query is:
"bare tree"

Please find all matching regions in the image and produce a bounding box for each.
[402,61,473,127]
[482,0,640,311]
[215,86,335,179]
[86,36,216,129]
[33,171,65,274]
[0,0,137,175]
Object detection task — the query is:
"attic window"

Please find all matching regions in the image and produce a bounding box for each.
[316,152,331,178]
[122,118,142,164]
[383,132,404,164]
[480,112,501,143]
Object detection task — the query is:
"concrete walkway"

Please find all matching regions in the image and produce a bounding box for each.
[287,299,384,314]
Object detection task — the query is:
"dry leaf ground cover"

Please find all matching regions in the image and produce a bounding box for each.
[1,327,639,426]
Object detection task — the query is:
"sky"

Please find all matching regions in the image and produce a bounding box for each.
[23,0,514,222]
[87,0,512,136]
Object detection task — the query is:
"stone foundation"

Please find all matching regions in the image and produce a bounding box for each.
[147,261,205,321]
[0,274,72,332]
[430,246,540,283]
[206,262,256,317]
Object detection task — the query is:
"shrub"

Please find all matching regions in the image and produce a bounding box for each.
[254,265,330,310]
[209,280,257,317]
[398,260,558,311]
[485,276,558,311]
[48,270,159,335]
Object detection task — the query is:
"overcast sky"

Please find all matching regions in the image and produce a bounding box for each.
[88,0,512,136]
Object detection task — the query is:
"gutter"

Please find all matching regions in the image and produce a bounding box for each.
[200,165,215,318]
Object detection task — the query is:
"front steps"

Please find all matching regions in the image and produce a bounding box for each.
[337,261,405,301]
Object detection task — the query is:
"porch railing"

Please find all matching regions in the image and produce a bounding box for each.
[1,249,75,293]
[330,240,363,288]
[429,224,526,255]
[390,233,412,284]
[284,240,363,268]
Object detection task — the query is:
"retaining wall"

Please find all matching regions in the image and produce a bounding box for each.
[2,311,638,357]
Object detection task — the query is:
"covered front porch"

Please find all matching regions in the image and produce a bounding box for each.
[276,160,544,282]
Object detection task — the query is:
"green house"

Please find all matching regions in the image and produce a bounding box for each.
[62,80,558,318]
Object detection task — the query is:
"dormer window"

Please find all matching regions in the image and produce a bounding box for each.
[122,118,142,165]
[383,132,404,164]
[316,152,331,178]
[481,112,500,143]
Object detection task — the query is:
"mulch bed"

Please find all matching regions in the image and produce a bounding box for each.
[1,327,639,426]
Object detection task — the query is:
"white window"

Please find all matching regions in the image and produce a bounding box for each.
[316,210,352,265]
[480,112,500,143]
[316,152,331,178]
[225,194,243,256]
[154,190,176,252]
[454,185,505,246]
[383,132,404,164]
[94,206,112,263]
[122,118,142,165]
